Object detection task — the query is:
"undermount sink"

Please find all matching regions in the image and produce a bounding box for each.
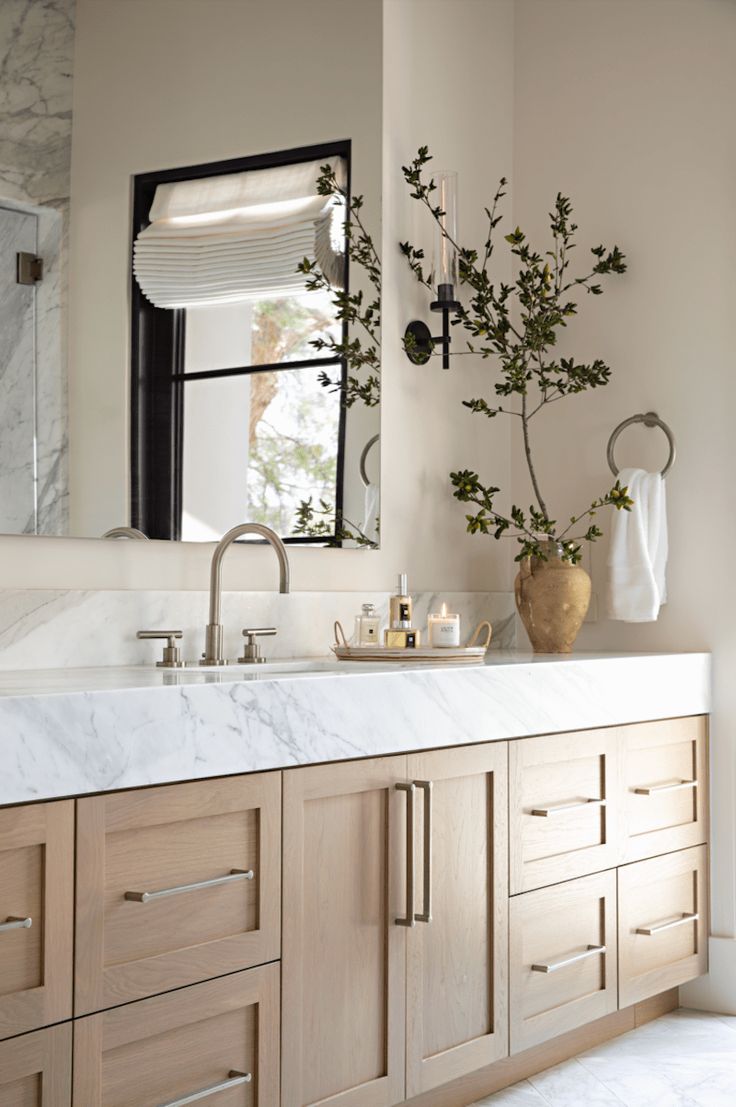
[195,657,348,675]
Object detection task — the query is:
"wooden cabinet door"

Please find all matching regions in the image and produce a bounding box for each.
[618,845,708,1007]
[0,1024,71,1106]
[620,717,708,863]
[282,756,408,1107]
[0,801,74,1040]
[75,772,280,1014]
[405,743,508,1099]
[509,728,621,894]
[73,962,278,1106]
[509,870,618,1054]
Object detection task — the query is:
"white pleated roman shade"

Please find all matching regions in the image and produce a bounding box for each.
[133,156,346,309]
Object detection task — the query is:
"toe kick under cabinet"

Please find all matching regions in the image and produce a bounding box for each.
[0,714,710,1107]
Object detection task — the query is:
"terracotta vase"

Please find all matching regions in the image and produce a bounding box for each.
[514,541,592,653]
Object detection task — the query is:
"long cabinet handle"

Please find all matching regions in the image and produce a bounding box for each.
[0,916,32,932]
[532,943,606,973]
[530,798,606,817]
[125,868,254,904]
[633,779,697,796]
[395,783,416,927]
[157,1070,251,1106]
[636,911,699,936]
[414,780,433,924]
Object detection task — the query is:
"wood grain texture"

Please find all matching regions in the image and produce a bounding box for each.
[0,801,74,1040]
[405,743,508,1098]
[620,716,708,863]
[402,990,679,1107]
[509,869,618,1054]
[618,844,708,1006]
[74,772,281,1014]
[509,727,621,894]
[73,962,279,1107]
[281,755,408,1107]
[0,1023,72,1106]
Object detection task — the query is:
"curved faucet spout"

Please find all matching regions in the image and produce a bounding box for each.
[203,522,290,666]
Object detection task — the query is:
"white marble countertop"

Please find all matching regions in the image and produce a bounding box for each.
[0,650,710,807]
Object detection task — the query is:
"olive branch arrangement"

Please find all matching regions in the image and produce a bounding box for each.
[400,147,633,564]
[293,163,382,547]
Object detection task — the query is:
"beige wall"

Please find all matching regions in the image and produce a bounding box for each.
[0,0,515,592]
[513,0,736,946]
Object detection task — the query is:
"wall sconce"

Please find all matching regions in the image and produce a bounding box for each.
[404,170,460,370]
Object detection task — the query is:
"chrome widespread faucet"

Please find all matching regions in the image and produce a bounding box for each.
[201,522,290,666]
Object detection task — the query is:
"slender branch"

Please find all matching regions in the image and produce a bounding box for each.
[521,393,550,521]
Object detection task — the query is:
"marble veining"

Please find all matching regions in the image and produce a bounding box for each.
[473,1009,736,1106]
[0,650,709,806]
[0,588,515,669]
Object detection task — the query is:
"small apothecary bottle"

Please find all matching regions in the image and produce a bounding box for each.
[355,603,380,646]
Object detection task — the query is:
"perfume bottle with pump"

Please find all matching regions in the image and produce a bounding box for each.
[389,573,413,629]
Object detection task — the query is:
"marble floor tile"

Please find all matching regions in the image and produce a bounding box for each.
[472,1081,549,1106]
[472,1010,736,1106]
[528,1058,623,1104]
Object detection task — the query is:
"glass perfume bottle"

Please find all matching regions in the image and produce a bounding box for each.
[355,603,380,646]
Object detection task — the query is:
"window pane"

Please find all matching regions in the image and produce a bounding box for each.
[183,291,339,375]
[181,366,342,542]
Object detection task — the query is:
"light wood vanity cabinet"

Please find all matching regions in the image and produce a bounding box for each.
[0,801,74,1041]
[73,963,279,1107]
[0,714,711,1107]
[75,772,281,1014]
[281,744,509,1106]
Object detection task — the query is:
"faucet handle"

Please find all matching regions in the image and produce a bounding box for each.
[238,627,277,665]
[137,630,185,669]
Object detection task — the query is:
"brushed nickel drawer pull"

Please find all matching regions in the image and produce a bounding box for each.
[157,1070,251,1106]
[532,943,606,973]
[0,916,32,932]
[125,869,254,903]
[633,779,697,796]
[395,782,416,927]
[636,911,699,936]
[414,780,433,924]
[530,798,606,817]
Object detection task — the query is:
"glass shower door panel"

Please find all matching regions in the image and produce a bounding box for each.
[0,206,37,533]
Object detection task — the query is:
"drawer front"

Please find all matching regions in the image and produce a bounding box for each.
[618,844,708,1007]
[0,1023,72,1106]
[75,773,281,1015]
[620,717,707,863]
[509,729,621,893]
[73,963,279,1107]
[0,801,74,1040]
[509,869,618,1054]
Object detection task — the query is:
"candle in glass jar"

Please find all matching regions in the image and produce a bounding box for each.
[428,603,461,648]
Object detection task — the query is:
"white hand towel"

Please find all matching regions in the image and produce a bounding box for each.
[606,467,668,622]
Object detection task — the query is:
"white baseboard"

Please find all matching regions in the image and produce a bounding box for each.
[681,937,736,1014]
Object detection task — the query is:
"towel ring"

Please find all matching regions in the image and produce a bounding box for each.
[359,435,380,488]
[607,412,676,478]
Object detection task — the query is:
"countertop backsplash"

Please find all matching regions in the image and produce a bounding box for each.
[0,589,515,670]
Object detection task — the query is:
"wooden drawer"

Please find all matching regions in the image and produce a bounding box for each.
[0,1023,71,1106]
[509,728,620,893]
[73,962,279,1107]
[509,870,618,1054]
[75,773,280,1015]
[620,717,707,864]
[618,844,707,1007]
[0,801,74,1040]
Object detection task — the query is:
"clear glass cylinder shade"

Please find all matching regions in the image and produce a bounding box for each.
[431,171,458,296]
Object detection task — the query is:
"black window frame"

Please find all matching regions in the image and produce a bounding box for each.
[130,138,351,542]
